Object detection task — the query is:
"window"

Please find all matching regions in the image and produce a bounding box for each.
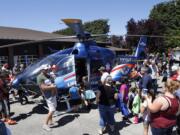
[56,56,75,76]
[14,55,38,66]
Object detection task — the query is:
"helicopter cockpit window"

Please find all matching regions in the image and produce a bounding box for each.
[56,57,75,76]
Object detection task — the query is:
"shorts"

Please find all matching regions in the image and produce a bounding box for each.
[143,120,150,127]
[45,96,57,112]
[143,116,150,127]
[70,98,82,106]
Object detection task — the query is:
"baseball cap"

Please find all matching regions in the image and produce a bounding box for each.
[41,65,49,70]
[98,66,106,71]
[172,65,178,72]
[51,64,57,70]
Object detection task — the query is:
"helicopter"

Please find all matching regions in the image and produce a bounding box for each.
[0,19,147,92]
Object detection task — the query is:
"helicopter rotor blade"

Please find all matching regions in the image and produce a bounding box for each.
[0,34,107,49]
[0,36,77,49]
[1,33,179,49]
[114,34,180,39]
[91,34,108,37]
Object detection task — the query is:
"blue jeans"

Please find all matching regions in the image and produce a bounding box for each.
[117,93,129,117]
[152,79,158,94]
[98,104,115,128]
[0,120,7,135]
[151,126,174,135]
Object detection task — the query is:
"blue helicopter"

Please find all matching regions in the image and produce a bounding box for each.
[3,19,147,92]
[11,19,115,91]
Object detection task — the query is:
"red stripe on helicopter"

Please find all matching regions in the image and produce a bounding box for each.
[111,64,135,73]
[64,73,76,81]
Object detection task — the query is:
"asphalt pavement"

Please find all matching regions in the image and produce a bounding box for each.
[6,96,149,135]
[7,77,165,135]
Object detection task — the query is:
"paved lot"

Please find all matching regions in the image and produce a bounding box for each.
[7,78,165,135]
[7,97,149,135]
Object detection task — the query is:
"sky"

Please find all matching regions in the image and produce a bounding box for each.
[0,0,168,35]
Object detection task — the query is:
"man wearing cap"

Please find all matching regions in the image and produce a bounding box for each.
[99,66,109,85]
[37,65,57,131]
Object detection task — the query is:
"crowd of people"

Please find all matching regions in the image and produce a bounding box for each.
[0,63,25,126]
[96,58,180,135]
[0,56,180,135]
[0,63,26,135]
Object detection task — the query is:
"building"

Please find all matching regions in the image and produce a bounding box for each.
[0,26,81,67]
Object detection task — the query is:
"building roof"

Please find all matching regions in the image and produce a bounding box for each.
[0,26,77,42]
[0,26,112,48]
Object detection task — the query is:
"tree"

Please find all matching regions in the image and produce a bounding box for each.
[149,0,180,49]
[53,28,75,35]
[126,0,180,53]
[83,19,109,34]
[126,18,144,49]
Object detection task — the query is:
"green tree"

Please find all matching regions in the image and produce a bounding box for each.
[53,27,75,35]
[149,0,180,49]
[83,19,109,34]
[126,0,180,53]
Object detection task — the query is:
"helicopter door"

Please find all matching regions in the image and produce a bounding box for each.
[75,58,87,83]
[54,55,76,89]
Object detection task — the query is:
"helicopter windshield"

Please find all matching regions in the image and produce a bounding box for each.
[56,56,75,76]
[15,54,69,82]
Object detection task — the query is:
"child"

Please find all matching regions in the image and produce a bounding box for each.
[141,98,149,135]
[44,79,52,86]
[44,79,57,96]
[69,85,82,112]
[118,79,130,120]
[141,89,155,135]
[128,87,136,113]
[132,89,141,124]
[79,82,88,107]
